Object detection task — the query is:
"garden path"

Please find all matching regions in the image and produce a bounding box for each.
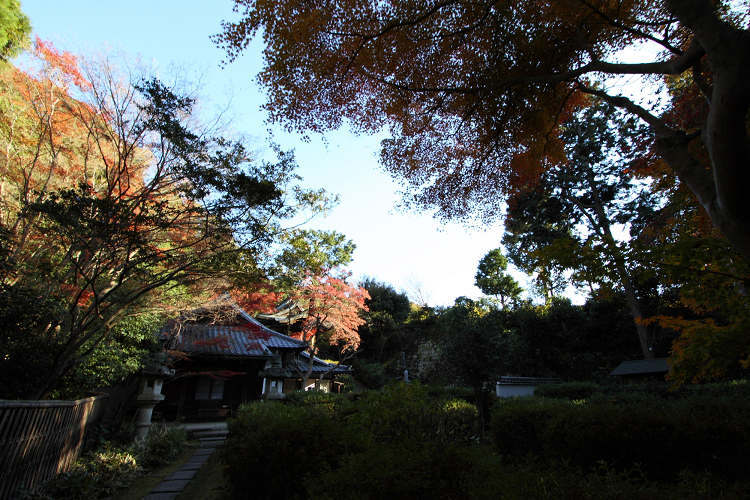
[141,423,227,500]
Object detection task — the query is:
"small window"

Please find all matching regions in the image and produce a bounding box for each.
[195,377,225,400]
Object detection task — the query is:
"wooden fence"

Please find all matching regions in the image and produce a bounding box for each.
[0,393,109,499]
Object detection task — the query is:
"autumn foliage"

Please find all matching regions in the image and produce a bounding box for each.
[288,271,369,383]
[0,40,321,399]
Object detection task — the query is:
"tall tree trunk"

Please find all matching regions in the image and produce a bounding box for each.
[474,386,490,438]
[565,169,655,359]
[594,209,654,360]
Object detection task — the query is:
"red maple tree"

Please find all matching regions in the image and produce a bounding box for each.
[290,271,369,386]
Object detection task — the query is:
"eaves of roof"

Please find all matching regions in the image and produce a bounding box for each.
[497,376,563,386]
[609,358,670,376]
[293,352,352,374]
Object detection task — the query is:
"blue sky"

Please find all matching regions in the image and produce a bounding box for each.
[23,0,530,307]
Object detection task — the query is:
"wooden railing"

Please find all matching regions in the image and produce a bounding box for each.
[0,393,108,499]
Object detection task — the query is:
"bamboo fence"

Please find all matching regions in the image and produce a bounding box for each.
[0,393,108,499]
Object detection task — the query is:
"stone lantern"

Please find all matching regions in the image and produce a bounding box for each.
[134,357,175,439]
[258,354,290,401]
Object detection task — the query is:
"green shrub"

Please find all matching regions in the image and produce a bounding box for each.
[30,445,140,500]
[353,359,390,389]
[546,400,679,479]
[307,442,498,500]
[335,374,358,392]
[23,423,186,499]
[533,379,750,402]
[490,397,574,457]
[308,442,750,500]
[139,423,187,467]
[500,460,750,500]
[670,395,750,479]
[345,382,478,445]
[221,385,750,498]
[425,384,475,402]
[677,379,750,400]
[284,389,348,413]
[224,401,358,499]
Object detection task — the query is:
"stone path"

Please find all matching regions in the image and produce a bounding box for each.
[141,426,227,500]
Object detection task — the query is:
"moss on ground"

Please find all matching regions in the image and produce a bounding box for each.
[177,449,230,500]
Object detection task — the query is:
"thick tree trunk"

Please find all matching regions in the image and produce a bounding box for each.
[301,352,315,389]
[663,0,750,264]
[598,220,654,359]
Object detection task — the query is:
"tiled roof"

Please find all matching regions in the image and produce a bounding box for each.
[229,300,308,350]
[266,332,309,350]
[609,358,670,376]
[166,324,272,357]
[162,298,350,379]
[294,352,353,374]
[257,299,308,324]
[163,309,308,358]
[497,376,562,386]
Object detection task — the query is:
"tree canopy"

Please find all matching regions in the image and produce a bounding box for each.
[439,296,519,432]
[272,228,355,286]
[474,248,523,308]
[505,101,658,358]
[0,0,30,61]
[215,0,750,266]
[358,277,411,361]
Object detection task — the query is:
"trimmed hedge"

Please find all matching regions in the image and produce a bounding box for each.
[534,380,599,399]
[223,383,750,498]
[491,392,750,481]
[224,401,356,500]
[308,448,750,500]
[345,382,478,445]
[535,379,750,402]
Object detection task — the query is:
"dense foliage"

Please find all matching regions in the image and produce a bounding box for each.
[225,384,478,499]
[353,287,681,393]
[357,277,412,362]
[0,0,30,61]
[474,249,523,308]
[289,272,370,384]
[224,383,750,499]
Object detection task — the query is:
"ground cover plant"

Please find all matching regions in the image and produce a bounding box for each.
[21,424,187,500]
[223,382,750,499]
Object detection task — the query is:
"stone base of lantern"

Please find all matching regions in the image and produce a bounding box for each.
[135,393,165,440]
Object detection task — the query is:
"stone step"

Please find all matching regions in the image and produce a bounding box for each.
[199,438,226,447]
